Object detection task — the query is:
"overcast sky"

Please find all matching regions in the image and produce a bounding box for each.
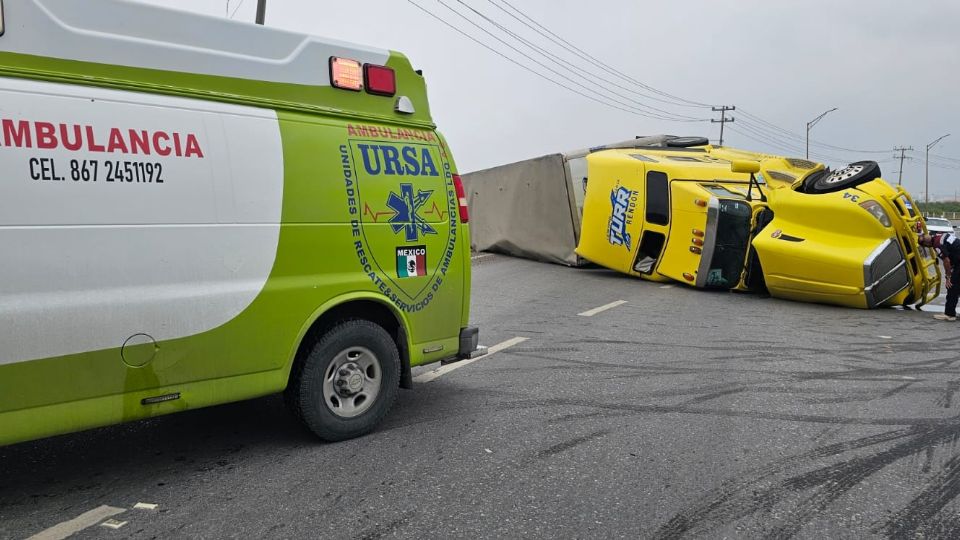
[141,0,960,200]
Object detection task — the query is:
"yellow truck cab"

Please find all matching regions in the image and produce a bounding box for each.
[576,137,940,309]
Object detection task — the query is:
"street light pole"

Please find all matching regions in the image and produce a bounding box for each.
[805,108,838,159]
[925,133,950,205]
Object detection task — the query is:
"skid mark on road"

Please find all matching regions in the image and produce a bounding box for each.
[537,429,610,459]
[650,423,960,539]
[354,515,411,540]
[496,382,960,539]
[938,379,960,409]
[681,387,747,405]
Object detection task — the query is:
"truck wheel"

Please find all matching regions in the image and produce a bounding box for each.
[286,320,400,441]
[804,161,881,194]
[665,136,710,148]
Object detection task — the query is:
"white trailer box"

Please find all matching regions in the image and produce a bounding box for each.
[462,136,679,266]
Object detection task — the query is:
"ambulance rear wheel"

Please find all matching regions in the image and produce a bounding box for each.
[804,161,881,194]
[286,319,400,442]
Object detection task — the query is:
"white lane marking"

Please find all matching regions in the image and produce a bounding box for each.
[27,505,126,540]
[660,285,674,289]
[100,519,128,530]
[878,335,892,339]
[578,300,627,317]
[133,502,158,510]
[414,336,528,383]
[471,253,492,261]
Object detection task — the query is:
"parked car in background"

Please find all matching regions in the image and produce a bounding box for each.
[924,216,954,235]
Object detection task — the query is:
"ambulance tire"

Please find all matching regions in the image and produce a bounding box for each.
[286,319,400,442]
[804,161,881,194]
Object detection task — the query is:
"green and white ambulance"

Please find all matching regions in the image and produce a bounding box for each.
[0,0,479,445]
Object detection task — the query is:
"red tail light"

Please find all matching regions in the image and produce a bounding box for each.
[453,174,469,223]
[364,64,396,96]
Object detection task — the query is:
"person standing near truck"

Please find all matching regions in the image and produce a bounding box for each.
[920,233,960,320]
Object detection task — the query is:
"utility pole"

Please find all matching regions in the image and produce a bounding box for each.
[255,0,266,24]
[805,107,838,159]
[926,134,950,205]
[893,146,913,186]
[711,106,735,146]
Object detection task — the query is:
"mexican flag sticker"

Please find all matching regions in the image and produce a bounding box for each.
[396,245,427,278]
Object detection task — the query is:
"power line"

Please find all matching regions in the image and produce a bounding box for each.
[452,0,707,121]
[406,0,704,122]
[482,0,712,109]
[417,0,911,158]
[732,119,850,163]
[734,114,892,163]
[228,0,246,19]
[929,153,960,164]
[412,0,707,122]
[737,109,893,155]
[726,124,815,159]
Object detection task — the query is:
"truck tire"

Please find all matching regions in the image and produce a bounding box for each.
[804,161,881,194]
[665,136,710,148]
[286,319,400,441]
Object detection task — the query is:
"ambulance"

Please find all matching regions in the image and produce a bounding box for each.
[0,0,479,445]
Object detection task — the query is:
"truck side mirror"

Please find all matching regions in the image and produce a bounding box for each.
[730,160,761,174]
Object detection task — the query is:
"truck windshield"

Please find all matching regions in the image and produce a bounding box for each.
[705,200,752,289]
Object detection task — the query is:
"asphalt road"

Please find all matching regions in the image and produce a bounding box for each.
[3,253,960,539]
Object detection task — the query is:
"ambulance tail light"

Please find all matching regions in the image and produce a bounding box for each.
[330,57,363,91]
[364,64,396,96]
[453,174,469,223]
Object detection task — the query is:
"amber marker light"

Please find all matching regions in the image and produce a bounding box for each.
[683,273,695,281]
[694,199,708,207]
[330,57,363,91]
[692,229,704,237]
[690,246,702,254]
[692,238,704,246]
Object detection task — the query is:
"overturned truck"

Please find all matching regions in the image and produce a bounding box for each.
[463,136,940,309]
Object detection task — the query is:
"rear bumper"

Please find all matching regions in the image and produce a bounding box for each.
[457,326,486,359]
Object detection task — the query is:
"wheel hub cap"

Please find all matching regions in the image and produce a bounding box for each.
[826,164,863,184]
[335,363,365,396]
[321,345,382,419]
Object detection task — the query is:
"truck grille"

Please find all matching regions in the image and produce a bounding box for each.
[863,239,909,308]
